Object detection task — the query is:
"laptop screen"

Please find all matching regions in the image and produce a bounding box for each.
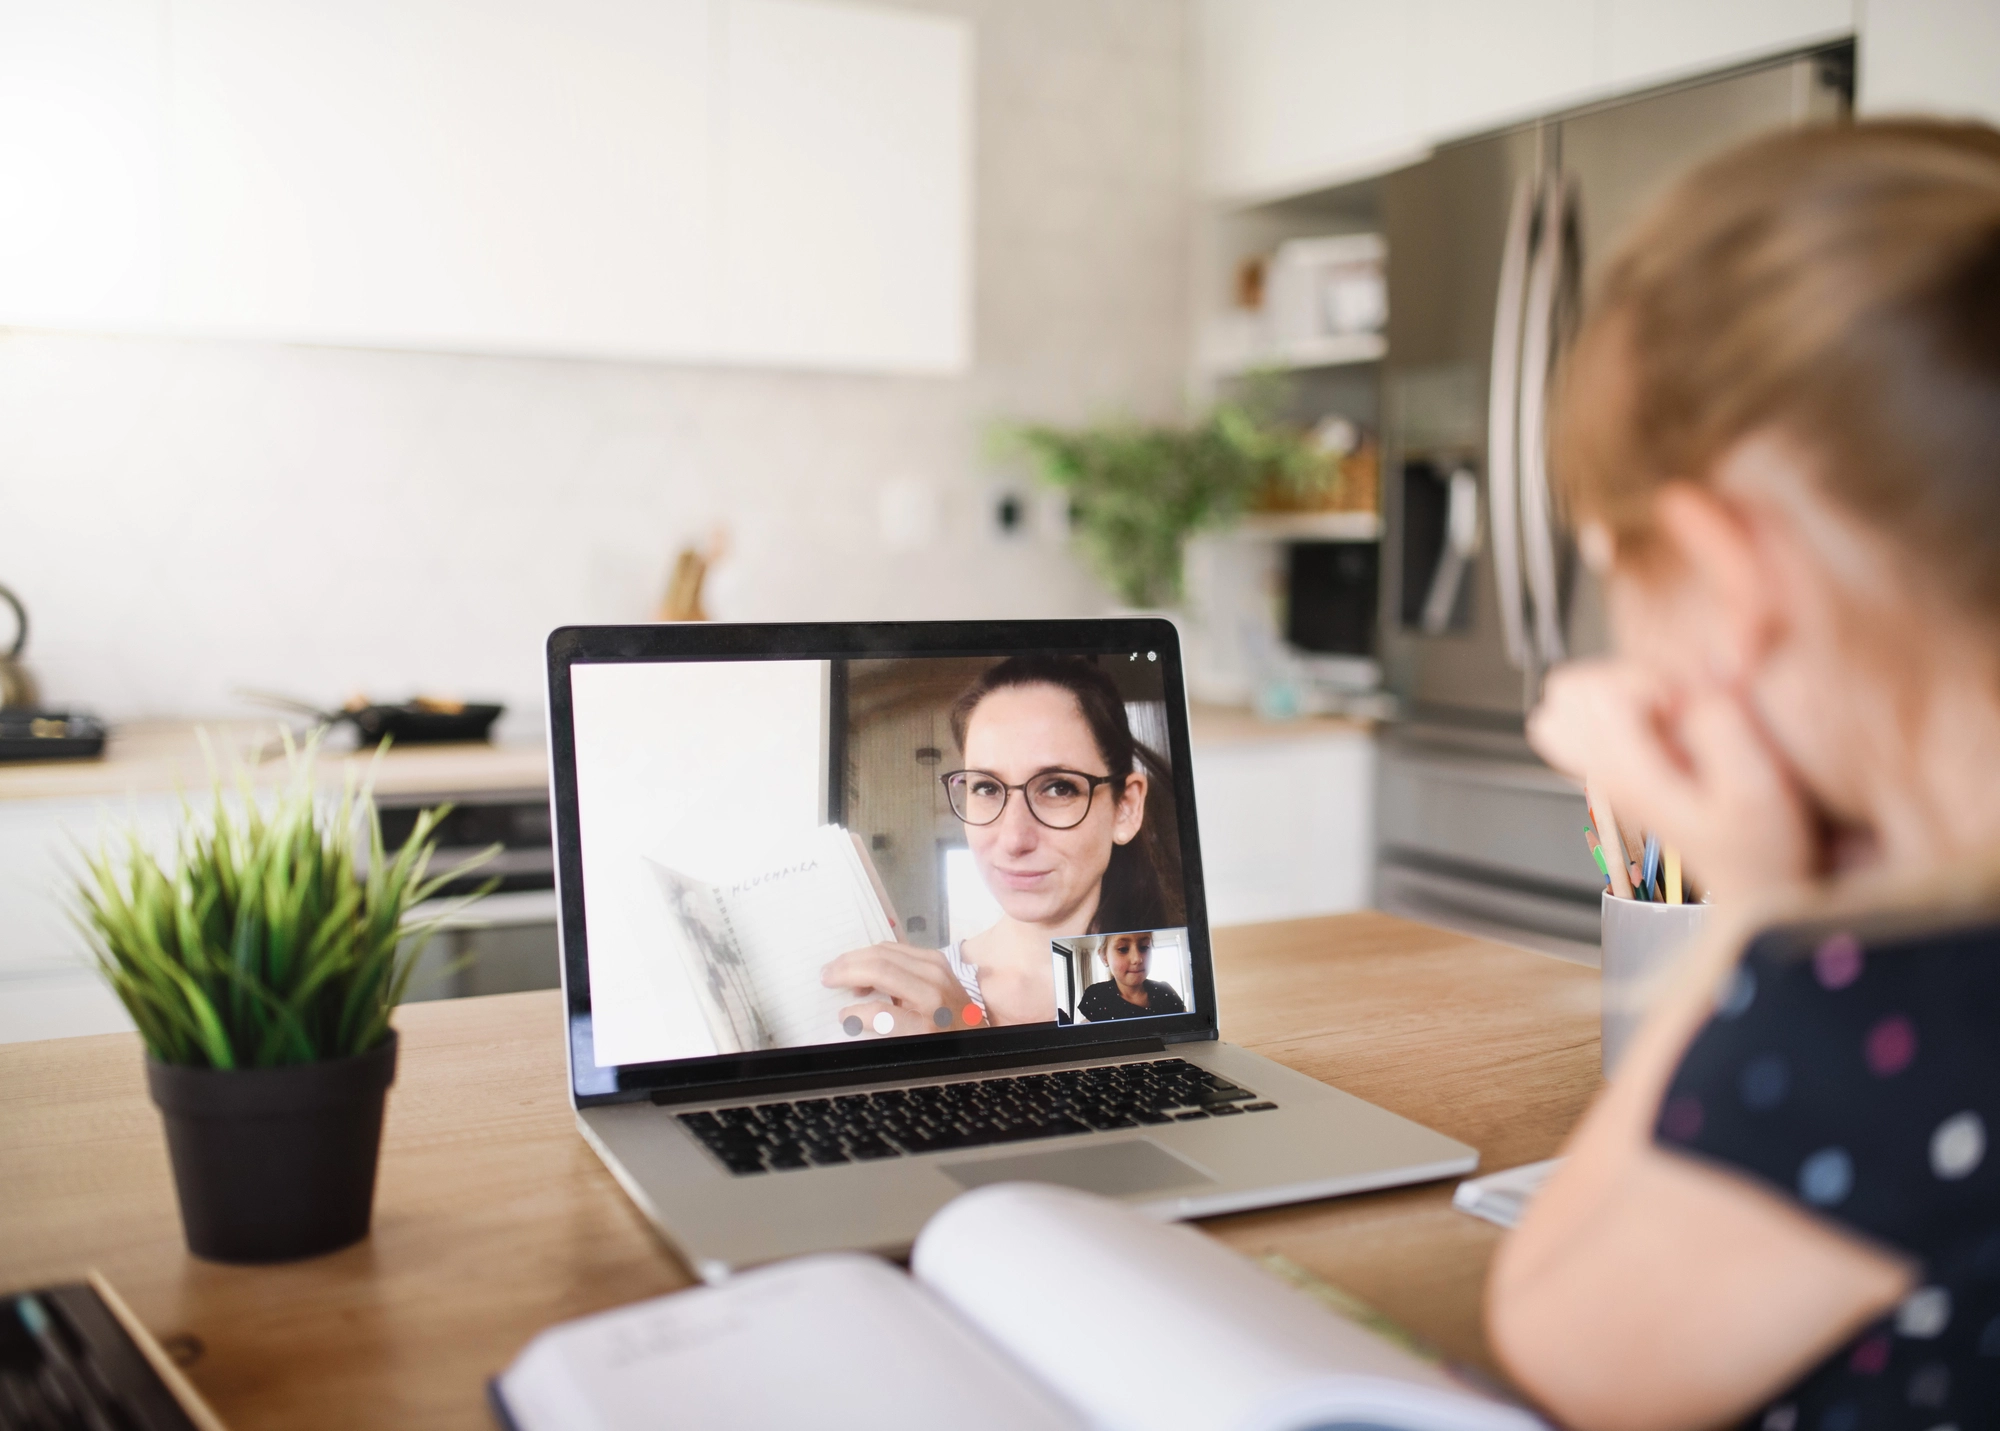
[547,621,1214,1102]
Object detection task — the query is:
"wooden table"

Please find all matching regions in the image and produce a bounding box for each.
[0,913,1602,1429]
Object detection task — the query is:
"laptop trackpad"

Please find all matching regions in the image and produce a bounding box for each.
[942,1139,1214,1196]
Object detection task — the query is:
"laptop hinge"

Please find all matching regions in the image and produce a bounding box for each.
[645,1036,1170,1107]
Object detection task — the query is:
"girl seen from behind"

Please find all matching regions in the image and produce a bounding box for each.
[1490,121,2000,1429]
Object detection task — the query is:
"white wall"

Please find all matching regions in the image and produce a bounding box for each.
[1858,0,2000,126]
[0,0,1190,739]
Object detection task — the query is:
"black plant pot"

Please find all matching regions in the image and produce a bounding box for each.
[145,1032,398,1264]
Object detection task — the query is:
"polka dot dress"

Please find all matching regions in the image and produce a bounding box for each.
[1654,919,2000,1428]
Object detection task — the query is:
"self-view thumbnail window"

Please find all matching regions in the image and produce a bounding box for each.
[1050,928,1193,1024]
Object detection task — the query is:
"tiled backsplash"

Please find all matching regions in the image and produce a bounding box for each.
[0,0,1191,741]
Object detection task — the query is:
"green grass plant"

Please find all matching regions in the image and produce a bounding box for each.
[75,734,492,1070]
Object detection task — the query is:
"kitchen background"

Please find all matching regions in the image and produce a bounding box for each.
[2,0,1994,1039]
[1,0,1187,730]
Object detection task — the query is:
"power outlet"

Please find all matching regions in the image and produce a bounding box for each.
[984,484,1070,543]
[987,486,1028,539]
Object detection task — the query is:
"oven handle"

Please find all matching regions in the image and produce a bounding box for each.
[1485,174,1536,672]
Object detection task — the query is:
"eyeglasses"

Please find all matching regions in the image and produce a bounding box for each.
[940,768,1121,830]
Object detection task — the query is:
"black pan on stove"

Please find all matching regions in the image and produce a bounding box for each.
[342,701,504,746]
[238,691,504,746]
[0,710,108,763]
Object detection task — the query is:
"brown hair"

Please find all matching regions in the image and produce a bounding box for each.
[1556,120,2000,619]
[949,655,1185,935]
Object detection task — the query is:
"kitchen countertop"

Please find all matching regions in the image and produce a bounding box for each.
[0,706,1372,804]
[0,721,549,803]
[1187,702,1374,746]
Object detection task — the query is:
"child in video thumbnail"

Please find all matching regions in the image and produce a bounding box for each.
[821,655,1184,1035]
[1076,930,1187,1021]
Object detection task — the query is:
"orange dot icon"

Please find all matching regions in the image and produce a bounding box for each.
[961,1002,984,1027]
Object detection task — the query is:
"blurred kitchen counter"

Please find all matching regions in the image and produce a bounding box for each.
[1188,702,1374,747]
[0,721,552,1042]
[0,720,548,803]
[3,705,1380,1039]
[0,708,1365,803]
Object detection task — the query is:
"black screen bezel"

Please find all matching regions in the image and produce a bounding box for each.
[547,619,1219,1107]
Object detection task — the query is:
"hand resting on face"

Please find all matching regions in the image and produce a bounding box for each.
[1527,659,1822,903]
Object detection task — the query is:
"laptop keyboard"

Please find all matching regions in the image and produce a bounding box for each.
[677,1057,1277,1175]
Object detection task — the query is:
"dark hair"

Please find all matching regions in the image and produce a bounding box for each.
[949,655,1185,935]
[1557,120,2000,623]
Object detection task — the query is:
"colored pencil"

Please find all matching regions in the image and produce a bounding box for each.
[1586,779,1635,899]
[1585,827,1612,888]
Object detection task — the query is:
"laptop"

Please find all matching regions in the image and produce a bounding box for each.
[546,618,1476,1281]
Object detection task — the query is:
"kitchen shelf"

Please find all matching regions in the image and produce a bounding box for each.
[1206,331,1385,377]
[0,720,550,804]
[1229,511,1382,541]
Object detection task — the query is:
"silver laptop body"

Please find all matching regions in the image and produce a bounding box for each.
[546,620,1475,1282]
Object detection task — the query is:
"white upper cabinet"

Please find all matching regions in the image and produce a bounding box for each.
[1599,0,1853,91]
[0,0,169,329]
[0,0,971,373]
[1414,0,1596,146]
[1857,0,2000,127]
[717,0,970,372]
[1197,0,1857,201]
[1195,0,1423,203]
[162,0,717,359]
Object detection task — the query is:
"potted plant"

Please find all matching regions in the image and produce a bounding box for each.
[74,737,484,1264]
[1010,394,1342,609]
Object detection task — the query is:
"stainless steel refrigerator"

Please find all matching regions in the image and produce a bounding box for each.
[1373,47,1851,960]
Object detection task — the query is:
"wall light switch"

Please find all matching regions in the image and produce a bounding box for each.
[877,478,941,551]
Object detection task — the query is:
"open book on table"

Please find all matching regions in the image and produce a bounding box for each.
[491,1183,1549,1431]
[646,824,899,1053]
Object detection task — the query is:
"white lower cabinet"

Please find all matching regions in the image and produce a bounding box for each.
[1190,728,1375,928]
[0,795,177,1042]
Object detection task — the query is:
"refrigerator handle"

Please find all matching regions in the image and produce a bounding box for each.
[1518,171,1574,670]
[1485,174,1536,672]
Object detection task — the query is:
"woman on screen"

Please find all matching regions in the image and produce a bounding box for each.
[1077,930,1187,1022]
[822,655,1183,1035]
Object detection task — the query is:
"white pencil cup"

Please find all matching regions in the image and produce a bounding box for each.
[1601,893,1713,1078]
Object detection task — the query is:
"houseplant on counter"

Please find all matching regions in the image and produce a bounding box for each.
[74,737,489,1264]
[1008,392,1343,609]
